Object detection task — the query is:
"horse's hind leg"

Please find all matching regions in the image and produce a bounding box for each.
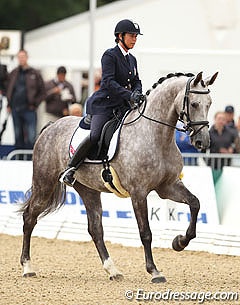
[20,200,38,277]
[155,179,200,251]
[131,194,166,283]
[20,181,60,277]
[74,182,123,281]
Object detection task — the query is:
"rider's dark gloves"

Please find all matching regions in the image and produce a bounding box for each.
[129,90,144,108]
[83,114,92,125]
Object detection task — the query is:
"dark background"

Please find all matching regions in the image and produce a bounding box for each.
[0,0,117,32]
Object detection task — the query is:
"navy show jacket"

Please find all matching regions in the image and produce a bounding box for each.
[86,45,142,115]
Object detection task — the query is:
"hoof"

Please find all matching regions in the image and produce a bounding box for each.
[109,274,124,281]
[23,272,37,278]
[151,275,167,283]
[172,235,185,252]
[22,260,36,277]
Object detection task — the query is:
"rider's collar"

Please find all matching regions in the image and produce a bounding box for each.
[118,43,129,56]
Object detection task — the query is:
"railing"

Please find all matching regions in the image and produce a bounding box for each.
[3,150,240,171]
[5,149,33,161]
[181,152,240,169]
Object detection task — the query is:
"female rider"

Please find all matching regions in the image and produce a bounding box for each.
[60,19,143,186]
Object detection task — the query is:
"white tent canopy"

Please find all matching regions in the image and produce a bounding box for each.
[24,0,240,120]
[1,0,240,144]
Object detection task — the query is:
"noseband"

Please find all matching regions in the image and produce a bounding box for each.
[179,76,210,136]
[125,76,210,137]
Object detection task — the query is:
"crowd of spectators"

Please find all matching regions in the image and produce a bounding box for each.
[175,104,240,183]
[1,49,240,171]
[0,49,98,156]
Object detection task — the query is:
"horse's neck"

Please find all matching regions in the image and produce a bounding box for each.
[145,86,179,126]
[143,79,184,142]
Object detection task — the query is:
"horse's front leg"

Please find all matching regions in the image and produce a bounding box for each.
[155,179,200,251]
[74,182,123,281]
[131,195,166,283]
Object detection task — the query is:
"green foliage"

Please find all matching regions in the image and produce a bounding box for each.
[0,0,117,31]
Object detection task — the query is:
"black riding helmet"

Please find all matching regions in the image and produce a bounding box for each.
[114,19,142,50]
[114,19,143,36]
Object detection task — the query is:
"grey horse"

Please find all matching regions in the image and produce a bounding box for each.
[19,72,218,283]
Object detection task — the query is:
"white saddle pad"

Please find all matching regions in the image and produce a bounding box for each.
[69,124,121,163]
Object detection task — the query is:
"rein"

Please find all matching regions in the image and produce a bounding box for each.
[124,76,210,136]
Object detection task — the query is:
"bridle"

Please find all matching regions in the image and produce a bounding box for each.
[178,76,210,136]
[124,76,210,137]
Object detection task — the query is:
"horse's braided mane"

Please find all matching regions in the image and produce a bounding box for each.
[145,72,195,96]
[39,121,54,134]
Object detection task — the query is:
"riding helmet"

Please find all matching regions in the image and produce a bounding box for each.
[114,19,143,36]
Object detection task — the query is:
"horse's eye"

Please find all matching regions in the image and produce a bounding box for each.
[191,101,199,109]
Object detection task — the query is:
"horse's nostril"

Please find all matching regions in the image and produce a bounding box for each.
[195,141,202,149]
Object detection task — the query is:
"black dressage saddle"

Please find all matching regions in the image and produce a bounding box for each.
[79,111,127,161]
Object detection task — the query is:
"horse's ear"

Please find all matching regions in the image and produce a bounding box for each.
[205,72,218,86]
[193,72,203,87]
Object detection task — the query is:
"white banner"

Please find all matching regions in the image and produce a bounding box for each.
[1,161,240,256]
[0,161,218,225]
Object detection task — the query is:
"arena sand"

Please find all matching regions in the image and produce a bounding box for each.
[0,234,239,305]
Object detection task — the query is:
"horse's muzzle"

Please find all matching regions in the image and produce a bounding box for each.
[194,140,206,150]
[191,131,210,150]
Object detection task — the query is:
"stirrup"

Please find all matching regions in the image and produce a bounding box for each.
[59,167,76,186]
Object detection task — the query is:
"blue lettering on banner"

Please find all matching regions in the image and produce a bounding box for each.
[0,190,208,223]
[150,207,208,224]
[102,211,109,217]
[0,190,26,204]
[65,192,76,205]
[80,209,109,217]
[116,211,132,219]
[65,192,84,205]
[0,190,85,206]
[80,209,133,219]
[0,190,7,204]
[177,212,184,221]
[178,212,207,223]
[192,213,207,224]
[9,191,25,203]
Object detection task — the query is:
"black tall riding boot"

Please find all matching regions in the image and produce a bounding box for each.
[59,135,92,187]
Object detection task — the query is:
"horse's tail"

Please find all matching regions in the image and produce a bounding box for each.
[18,120,67,218]
[18,182,67,219]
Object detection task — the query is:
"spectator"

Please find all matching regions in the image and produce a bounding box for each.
[69,103,83,117]
[0,64,8,96]
[44,66,76,123]
[80,69,102,114]
[237,116,240,137]
[94,68,102,92]
[0,64,8,118]
[224,105,238,136]
[175,121,199,165]
[208,111,240,171]
[80,72,89,109]
[6,49,45,149]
